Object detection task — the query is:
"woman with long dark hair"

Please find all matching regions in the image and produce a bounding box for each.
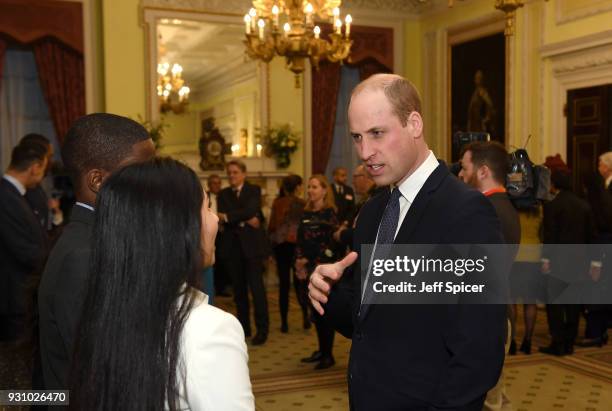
[295,174,339,370]
[70,158,254,410]
[268,174,307,332]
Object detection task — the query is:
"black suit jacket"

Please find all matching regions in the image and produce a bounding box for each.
[25,185,50,230]
[38,204,93,390]
[217,182,268,259]
[0,178,47,316]
[333,183,356,223]
[324,164,506,411]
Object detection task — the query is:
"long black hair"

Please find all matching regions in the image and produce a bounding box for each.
[71,157,204,410]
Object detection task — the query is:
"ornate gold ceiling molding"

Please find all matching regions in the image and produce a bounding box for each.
[140,0,429,16]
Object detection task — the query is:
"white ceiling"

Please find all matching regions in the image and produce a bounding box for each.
[157,19,252,91]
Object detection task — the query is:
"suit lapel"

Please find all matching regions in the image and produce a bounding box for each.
[358,163,449,322]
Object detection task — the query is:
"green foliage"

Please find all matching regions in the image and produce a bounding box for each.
[136,115,169,150]
[258,124,300,168]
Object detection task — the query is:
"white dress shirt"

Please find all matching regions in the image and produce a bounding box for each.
[2,174,26,196]
[176,289,254,411]
[393,150,440,239]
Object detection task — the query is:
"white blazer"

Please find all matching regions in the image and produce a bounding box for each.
[176,289,254,410]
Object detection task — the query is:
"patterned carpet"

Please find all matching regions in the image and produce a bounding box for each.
[215,279,612,411]
[1,280,611,411]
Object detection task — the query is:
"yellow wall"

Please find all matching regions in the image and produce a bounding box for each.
[404,19,422,91]
[414,0,612,163]
[102,0,145,118]
[268,58,304,175]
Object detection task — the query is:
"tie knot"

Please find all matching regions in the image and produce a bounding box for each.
[390,187,402,202]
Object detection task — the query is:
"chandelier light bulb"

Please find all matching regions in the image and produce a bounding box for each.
[333,7,340,17]
[171,63,182,76]
[249,8,257,17]
[283,22,291,37]
[272,5,279,27]
[272,5,279,15]
[334,18,342,34]
[345,14,352,37]
[305,3,313,14]
[244,14,252,34]
[258,18,265,40]
[314,25,321,39]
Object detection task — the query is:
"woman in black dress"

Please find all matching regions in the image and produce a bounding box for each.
[295,174,339,370]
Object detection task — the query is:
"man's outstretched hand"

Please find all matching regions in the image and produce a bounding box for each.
[308,251,358,315]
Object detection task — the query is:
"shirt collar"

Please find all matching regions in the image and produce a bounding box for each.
[75,202,95,212]
[606,175,612,188]
[395,150,439,203]
[3,174,26,196]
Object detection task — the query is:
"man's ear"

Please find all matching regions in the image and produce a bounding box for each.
[86,169,108,194]
[478,164,490,181]
[407,111,424,138]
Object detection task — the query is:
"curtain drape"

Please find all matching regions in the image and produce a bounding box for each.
[0,37,7,93]
[311,25,394,173]
[33,38,85,143]
[311,61,342,175]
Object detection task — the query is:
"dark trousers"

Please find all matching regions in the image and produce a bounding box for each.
[274,242,308,324]
[584,306,610,339]
[227,255,269,336]
[312,309,335,356]
[546,304,580,347]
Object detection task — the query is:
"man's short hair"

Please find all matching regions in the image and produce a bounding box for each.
[9,140,48,172]
[350,74,422,127]
[20,133,50,148]
[226,159,247,173]
[551,169,572,191]
[61,113,150,184]
[207,174,220,182]
[461,141,509,185]
[333,167,347,176]
[600,152,612,170]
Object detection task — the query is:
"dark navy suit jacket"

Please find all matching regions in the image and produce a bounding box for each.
[323,163,507,411]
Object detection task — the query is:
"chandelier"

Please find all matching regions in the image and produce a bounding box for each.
[243,0,353,87]
[447,0,524,36]
[157,62,190,114]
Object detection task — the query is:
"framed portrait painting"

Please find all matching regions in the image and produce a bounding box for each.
[450,32,506,161]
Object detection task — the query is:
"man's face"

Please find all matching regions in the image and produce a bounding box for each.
[27,157,48,188]
[227,164,246,188]
[598,159,610,178]
[349,89,422,187]
[458,150,480,189]
[334,168,348,185]
[352,167,370,195]
[208,177,222,194]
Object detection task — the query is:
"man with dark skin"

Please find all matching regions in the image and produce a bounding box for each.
[38,113,155,392]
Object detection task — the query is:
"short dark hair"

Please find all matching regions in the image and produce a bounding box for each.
[9,140,48,172]
[226,159,246,173]
[61,113,149,185]
[461,141,509,185]
[551,169,572,191]
[207,174,220,182]
[20,133,50,148]
[281,174,302,195]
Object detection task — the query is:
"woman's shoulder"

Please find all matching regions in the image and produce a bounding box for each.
[185,289,243,335]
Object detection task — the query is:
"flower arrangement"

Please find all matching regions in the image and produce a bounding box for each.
[258,124,300,168]
[136,115,169,150]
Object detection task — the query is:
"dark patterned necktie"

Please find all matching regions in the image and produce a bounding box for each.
[377,188,401,245]
[361,188,402,306]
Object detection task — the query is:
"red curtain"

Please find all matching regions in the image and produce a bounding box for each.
[311,61,342,174]
[33,38,85,144]
[0,36,7,93]
[311,25,394,173]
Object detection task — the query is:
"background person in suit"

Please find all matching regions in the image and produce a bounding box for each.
[208,173,231,298]
[540,166,595,356]
[331,166,355,224]
[458,140,520,411]
[217,160,270,345]
[598,151,612,194]
[309,74,506,410]
[71,158,253,411]
[0,142,48,341]
[38,113,155,392]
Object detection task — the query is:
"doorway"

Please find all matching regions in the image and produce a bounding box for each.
[566,84,612,191]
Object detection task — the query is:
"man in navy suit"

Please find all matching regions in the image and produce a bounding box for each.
[217,160,270,345]
[309,74,506,410]
[0,142,48,341]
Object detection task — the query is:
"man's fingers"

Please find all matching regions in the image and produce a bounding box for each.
[335,251,358,271]
[310,273,331,294]
[310,296,325,315]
